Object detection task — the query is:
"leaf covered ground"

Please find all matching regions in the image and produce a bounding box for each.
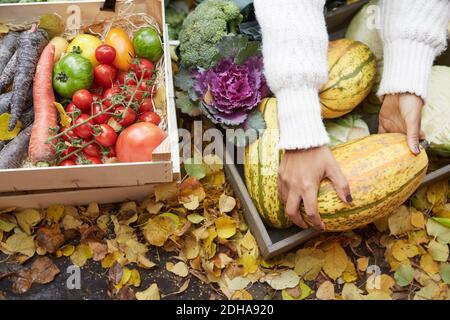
[0,155,449,300]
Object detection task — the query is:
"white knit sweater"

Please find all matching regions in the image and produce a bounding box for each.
[254,0,450,150]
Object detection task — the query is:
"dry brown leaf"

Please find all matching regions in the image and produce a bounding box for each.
[316,280,335,300]
[179,177,205,204]
[30,257,60,284]
[11,269,33,294]
[84,202,100,219]
[36,225,64,254]
[88,241,108,261]
[144,216,177,247]
[155,182,178,202]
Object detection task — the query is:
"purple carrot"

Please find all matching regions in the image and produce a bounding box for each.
[8,27,48,130]
[0,51,18,93]
[0,125,32,169]
[0,32,19,75]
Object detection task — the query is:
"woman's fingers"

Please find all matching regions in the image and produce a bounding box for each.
[285,192,308,228]
[406,119,421,154]
[302,186,325,230]
[327,164,352,205]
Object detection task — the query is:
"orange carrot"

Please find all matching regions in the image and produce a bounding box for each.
[29,43,58,165]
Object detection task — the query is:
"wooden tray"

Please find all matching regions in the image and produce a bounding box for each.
[224,2,450,259]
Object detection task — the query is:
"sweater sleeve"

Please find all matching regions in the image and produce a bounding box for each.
[378,0,450,101]
[254,0,330,150]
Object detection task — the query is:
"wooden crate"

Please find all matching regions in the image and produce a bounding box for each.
[0,0,180,193]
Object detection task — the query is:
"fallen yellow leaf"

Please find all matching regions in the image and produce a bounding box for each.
[136,283,160,300]
[323,242,348,280]
[215,215,236,239]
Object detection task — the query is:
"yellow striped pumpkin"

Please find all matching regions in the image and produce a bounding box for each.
[320,39,377,119]
[244,98,429,231]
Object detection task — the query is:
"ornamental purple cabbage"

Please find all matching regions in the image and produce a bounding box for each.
[194,56,269,125]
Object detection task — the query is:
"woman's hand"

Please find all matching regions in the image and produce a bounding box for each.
[279,146,352,230]
[378,93,424,154]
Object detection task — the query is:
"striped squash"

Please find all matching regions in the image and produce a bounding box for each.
[320,39,377,119]
[244,98,429,231]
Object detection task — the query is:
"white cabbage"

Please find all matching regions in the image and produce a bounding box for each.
[325,115,370,148]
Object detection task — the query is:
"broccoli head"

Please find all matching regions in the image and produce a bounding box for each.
[178,0,242,69]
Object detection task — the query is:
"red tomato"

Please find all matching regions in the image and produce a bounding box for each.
[116,122,167,162]
[61,146,78,161]
[91,102,111,124]
[61,127,79,143]
[82,142,101,158]
[117,71,137,86]
[85,156,103,165]
[114,106,137,127]
[107,146,116,157]
[94,124,117,147]
[72,89,93,113]
[139,111,161,125]
[130,58,154,79]
[95,44,116,65]
[59,159,77,166]
[102,87,122,107]
[66,103,81,119]
[138,81,157,97]
[74,114,94,138]
[138,98,154,113]
[94,64,118,89]
[124,85,144,103]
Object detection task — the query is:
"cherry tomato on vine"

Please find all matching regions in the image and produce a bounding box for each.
[94,64,118,89]
[114,106,137,127]
[138,98,154,113]
[66,103,81,119]
[74,114,94,138]
[107,146,116,158]
[94,124,117,147]
[117,71,137,86]
[82,142,102,158]
[129,58,154,79]
[102,87,122,107]
[61,146,78,161]
[61,127,80,143]
[124,85,143,103]
[95,44,116,65]
[139,111,161,125]
[91,102,111,125]
[85,156,103,165]
[72,89,93,113]
[59,159,77,166]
